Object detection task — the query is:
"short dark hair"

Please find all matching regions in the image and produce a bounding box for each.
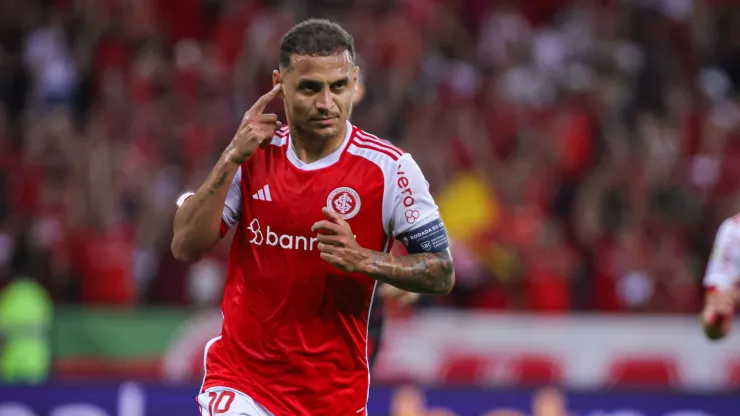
[279,19,355,69]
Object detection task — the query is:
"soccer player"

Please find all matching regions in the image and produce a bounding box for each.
[171,19,454,416]
[701,216,740,340]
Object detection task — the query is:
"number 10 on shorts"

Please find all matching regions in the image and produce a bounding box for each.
[207,390,235,414]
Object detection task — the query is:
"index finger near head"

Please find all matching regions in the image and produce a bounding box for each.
[246,84,282,117]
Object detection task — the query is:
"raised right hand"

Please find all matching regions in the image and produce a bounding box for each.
[223,84,283,164]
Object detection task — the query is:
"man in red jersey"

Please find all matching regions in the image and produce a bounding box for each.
[171,19,454,416]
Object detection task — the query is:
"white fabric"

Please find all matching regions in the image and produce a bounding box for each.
[222,167,243,227]
[197,387,273,416]
[704,218,740,290]
[285,120,353,171]
[345,147,441,239]
[389,154,441,238]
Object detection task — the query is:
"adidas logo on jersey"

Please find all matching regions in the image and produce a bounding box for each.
[252,184,272,201]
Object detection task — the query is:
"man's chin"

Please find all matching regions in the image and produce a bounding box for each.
[306,121,343,139]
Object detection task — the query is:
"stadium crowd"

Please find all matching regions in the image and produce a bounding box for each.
[1,0,740,314]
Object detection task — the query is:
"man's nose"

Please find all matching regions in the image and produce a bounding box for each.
[315,89,333,111]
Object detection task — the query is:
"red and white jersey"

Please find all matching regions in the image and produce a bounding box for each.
[194,121,442,415]
[704,215,740,291]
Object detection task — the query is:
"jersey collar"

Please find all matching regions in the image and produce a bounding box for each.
[286,120,354,171]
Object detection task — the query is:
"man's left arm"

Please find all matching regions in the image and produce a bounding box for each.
[312,154,454,294]
[360,247,454,295]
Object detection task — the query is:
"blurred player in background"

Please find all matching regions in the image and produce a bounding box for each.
[171,19,454,416]
[351,55,422,371]
[701,216,740,340]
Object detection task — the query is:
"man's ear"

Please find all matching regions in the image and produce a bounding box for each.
[352,66,365,106]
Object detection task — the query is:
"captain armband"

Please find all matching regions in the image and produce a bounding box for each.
[396,218,449,254]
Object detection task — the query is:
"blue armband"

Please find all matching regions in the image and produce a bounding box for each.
[397,218,449,254]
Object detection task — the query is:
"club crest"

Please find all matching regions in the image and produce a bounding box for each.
[327,187,361,220]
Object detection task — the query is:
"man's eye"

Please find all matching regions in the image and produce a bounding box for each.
[299,84,321,93]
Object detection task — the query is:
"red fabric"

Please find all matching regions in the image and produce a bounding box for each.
[157,0,205,41]
[202,125,431,415]
[219,220,228,238]
[129,74,155,104]
[449,137,473,170]
[527,265,570,312]
[608,356,679,388]
[507,355,563,385]
[9,165,45,213]
[727,357,740,387]
[498,206,544,248]
[183,123,214,172]
[592,238,624,311]
[520,0,570,26]
[557,109,593,180]
[439,354,491,384]
[470,286,510,310]
[486,103,518,160]
[93,37,129,92]
[72,227,135,306]
[683,110,704,156]
[211,5,255,69]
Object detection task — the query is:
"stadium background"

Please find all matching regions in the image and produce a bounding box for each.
[1,0,740,415]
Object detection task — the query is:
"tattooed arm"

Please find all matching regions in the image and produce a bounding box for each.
[311,152,455,294]
[171,158,240,262]
[357,152,454,294]
[360,249,455,294]
[312,208,455,295]
[171,84,282,263]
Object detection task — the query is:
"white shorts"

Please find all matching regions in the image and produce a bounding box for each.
[197,387,274,416]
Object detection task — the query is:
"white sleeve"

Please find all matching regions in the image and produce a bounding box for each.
[704,218,740,290]
[390,154,440,236]
[221,166,243,229]
[388,154,448,253]
[176,166,243,236]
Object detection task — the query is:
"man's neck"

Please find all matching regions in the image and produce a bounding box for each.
[290,123,347,164]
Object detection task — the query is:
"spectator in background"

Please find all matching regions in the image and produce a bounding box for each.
[23,11,77,114]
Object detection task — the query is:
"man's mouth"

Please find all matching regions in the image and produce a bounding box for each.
[311,116,338,127]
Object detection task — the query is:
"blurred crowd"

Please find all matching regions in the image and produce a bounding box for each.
[1,0,740,313]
